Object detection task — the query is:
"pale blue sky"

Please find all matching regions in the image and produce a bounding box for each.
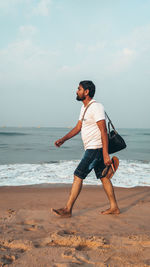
[0,0,150,128]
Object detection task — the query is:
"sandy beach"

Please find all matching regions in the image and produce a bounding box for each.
[0,184,150,266]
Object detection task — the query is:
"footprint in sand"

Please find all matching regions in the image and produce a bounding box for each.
[0,239,32,266]
[17,220,43,232]
[24,224,38,231]
[7,209,15,214]
[0,209,16,222]
[0,239,32,251]
[62,249,82,264]
[61,248,107,266]
[49,229,109,250]
[62,248,92,264]
[1,254,16,265]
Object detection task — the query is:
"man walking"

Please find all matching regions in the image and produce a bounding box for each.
[52,80,120,217]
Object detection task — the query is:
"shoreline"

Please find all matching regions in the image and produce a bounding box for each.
[0,185,150,266]
[0,182,150,189]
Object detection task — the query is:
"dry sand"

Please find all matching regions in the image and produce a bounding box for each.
[0,184,150,267]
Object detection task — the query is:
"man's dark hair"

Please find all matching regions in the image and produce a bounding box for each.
[79,80,95,98]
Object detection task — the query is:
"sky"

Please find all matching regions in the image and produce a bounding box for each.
[0,0,150,128]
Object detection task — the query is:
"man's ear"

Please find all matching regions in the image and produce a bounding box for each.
[85,89,89,96]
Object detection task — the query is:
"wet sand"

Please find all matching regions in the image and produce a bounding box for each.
[0,184,150,266]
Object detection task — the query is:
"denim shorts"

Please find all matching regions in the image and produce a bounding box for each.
[74,148,106,179]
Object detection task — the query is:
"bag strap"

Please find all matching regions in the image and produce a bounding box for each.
[81,103,117,135]
[81,101,96,122]
[105,112,117,134]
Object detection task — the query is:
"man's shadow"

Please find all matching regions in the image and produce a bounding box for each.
[74,187,150,216]
[119,187,150,213]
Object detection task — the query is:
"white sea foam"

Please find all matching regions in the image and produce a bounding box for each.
[0,160,150,187]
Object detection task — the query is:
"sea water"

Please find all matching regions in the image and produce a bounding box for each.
[0,127,150,187]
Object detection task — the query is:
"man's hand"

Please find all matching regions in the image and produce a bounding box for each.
[96,120,111,166]
[103,153,112,166]
[54,138,64,147]
[54,121,82,148]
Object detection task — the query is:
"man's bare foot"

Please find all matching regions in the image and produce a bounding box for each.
[101,207,120,215]
[51,207,72,218]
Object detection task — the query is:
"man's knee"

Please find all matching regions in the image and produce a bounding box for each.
[101,177,111,185]
[74,175,83,184]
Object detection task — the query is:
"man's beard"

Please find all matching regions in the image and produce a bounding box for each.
[76,95,86,101]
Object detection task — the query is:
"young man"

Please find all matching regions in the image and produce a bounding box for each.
[52,80,120,217]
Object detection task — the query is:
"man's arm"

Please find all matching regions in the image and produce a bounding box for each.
[96,120,112,166]
[55,120,82,147]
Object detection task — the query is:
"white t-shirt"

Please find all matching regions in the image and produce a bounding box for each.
[79,99,105,150]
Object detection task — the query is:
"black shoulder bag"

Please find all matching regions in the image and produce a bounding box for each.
[105,112,127,154]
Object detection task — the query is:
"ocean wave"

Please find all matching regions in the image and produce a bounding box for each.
[0,160,150,188]
[0,132,28,136]
[136,132,150,136]
[143,133,150,136]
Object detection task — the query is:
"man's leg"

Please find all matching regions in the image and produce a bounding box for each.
[52,149,97,217]
[51,175,83,217]
[65,175,83,213]
[101,177,120,214]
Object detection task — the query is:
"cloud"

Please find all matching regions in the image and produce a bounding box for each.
[0,26,39,63]
[60,24,150,78]
[87,42,107,52]
[0,0,24,9]
[19,25,38,39]
[75,41,107,53]
[106,24,150,74]
[116,24,150,52]
[106,48,136,74]
[122,48,135,56]
[61,65,70,71]
[0,0,52,17]
[0,31,59,88]
[32,0,52,16]
[75,42,85,52]
[0,0,30,14]
[73,41,137,75]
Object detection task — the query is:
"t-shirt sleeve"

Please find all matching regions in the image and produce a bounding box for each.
[92,103,105,122]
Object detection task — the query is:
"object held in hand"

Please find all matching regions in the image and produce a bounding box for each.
[102,156,119,179]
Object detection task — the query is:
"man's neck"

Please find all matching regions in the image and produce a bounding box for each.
[83,97,92,107]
